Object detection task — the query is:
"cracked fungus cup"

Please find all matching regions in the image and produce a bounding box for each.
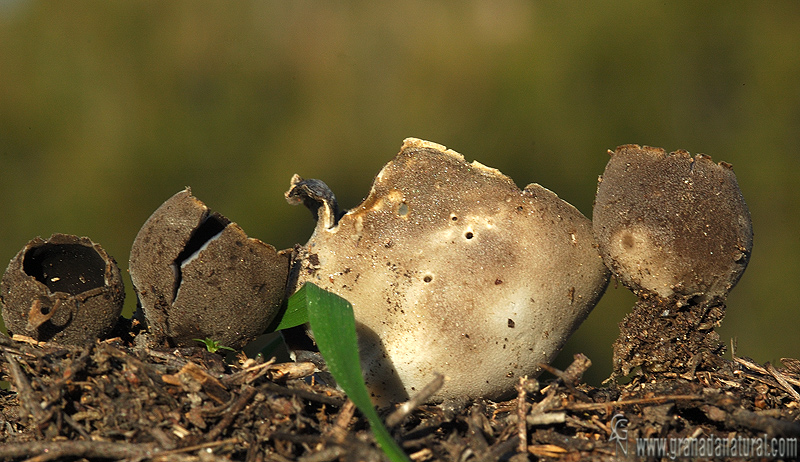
[129,188,290,350]
[1,234,125,345]
[287,138,610,406]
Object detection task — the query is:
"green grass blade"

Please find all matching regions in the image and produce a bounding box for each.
[266,290,310,332]
[301,282,411,462]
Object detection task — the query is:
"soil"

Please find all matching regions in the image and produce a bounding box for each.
[612,297,728,377]
[1,316,799,462]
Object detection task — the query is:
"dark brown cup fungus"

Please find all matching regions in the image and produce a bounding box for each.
[594,145,752,302]
[129,188,290,350]
[1,234,125,345]
[593,145,753,376]
[288,138,610,406]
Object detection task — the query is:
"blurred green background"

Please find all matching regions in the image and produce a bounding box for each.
[1,1,798,385]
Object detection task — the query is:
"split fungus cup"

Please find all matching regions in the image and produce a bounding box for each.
[129,188,290,350]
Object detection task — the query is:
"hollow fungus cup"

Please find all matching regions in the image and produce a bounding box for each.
[129,188,290,350]
[593,145,753,376]
[1,234,125,345]
[287,138,610,406]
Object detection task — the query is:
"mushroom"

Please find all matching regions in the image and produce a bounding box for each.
[287,138,610,406]
[593,145,753,375]
[593,145,753,303]
[1,234,125,345]
[129,188,290,350]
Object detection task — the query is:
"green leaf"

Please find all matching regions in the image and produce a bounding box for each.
[298,282,411,462]
[267,291,311,332]
[193,338,235,353]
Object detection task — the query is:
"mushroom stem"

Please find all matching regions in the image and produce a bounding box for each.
[285,174,341,230]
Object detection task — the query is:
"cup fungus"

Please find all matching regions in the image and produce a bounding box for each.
[593,145,753,375]
[287,138,610,406]
[129,188,290,350]
[593,145,753,303]
[1,234,125,345]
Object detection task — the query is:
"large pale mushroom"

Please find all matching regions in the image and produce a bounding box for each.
[287,138,609,406]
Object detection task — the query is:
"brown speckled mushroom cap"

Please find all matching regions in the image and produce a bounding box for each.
[289,138,610,406]
[1,234,125,345]
[129,188,290,350]
[593,144,753,302]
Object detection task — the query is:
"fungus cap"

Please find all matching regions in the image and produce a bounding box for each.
[129,188,290,349]
[593,145,753,301]
[289,138,609,406]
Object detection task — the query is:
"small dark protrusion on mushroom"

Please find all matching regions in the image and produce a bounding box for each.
[285,174,342,229]
[129,188,290,350]
[1,234,125,345]
[593,145,753,377]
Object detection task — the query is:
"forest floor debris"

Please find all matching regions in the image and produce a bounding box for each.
[1,333,799,461]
